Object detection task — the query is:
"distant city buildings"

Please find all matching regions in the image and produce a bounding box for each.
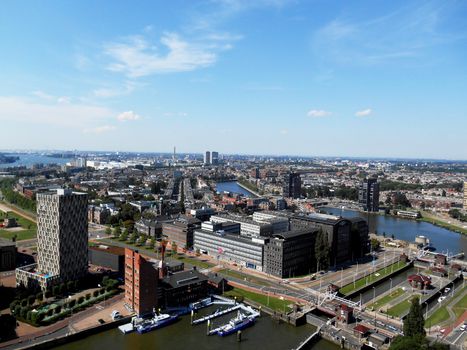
[204,150,219,165]
[359,178,380,212]
[282,172,301,199]
[16,189,88,290]
[204,151,211,165]
[464,181,467,210]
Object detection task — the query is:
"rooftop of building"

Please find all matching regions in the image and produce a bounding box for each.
[271,228,319,240]
[162,269,208,288]
[89,244,125,255]
[0,238,16,247]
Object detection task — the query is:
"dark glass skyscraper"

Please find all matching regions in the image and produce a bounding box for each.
[359,178,380,212]
[282,172,301,199]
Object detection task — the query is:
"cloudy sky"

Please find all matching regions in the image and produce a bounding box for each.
[1,0,466,159]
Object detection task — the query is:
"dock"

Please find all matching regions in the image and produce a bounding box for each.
[118,323,135,334]
[192,304,242,325]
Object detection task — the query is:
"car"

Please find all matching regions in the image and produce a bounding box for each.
[440,328,446,334]
[438,296,447,303]
[444,287,451,293]
[460,324,466,331]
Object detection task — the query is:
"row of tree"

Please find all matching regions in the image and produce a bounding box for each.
[0,179,36,211]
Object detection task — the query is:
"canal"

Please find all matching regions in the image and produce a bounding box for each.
[216,181,257,198]
[54,310,339,350]
[322,207,467,255]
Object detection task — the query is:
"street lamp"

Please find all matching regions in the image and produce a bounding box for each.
[389,278,393,295]
[373,287,376,303]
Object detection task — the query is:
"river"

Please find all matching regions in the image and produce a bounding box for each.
[216,181,257,198]
[53,308,339,350]
[322,207,467,255]
[0,153,72,168]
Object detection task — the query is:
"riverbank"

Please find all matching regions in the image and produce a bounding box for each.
[322,206,467,254]
[236,181,261,198]
[419,211,467,235]
[324,204,467,236]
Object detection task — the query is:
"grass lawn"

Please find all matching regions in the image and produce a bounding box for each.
[218,269,272,287]
[0,210,37,241]
[425,306,450,327]
[386,297,413,317]
[368,288,404,310]
[340,261,407,295]
[419,212,467,235]
[425,287,467,326]
[452,288,467,319]
[172,255,214,269]
[223,287,292,312]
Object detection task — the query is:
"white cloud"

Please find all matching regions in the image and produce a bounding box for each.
[93,81,136,98]
[32,90,54,100]
[105,32,236,78]
[313,3,464,66]
[307,109,332,118]
[355,108,372,117]
[117,110,141,122]
[83,125,116,134]
[0,96,113,127]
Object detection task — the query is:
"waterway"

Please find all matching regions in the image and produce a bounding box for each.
[216,181,256,198]
[0,153,72,169]
[322,207,467,255]
[53,308,339,350]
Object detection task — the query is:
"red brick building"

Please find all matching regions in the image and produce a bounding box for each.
[124,249,160,316]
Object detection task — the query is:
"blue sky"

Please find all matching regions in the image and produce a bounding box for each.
[1,0,466,159]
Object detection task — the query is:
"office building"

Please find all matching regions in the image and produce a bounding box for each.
[0,239,16,272]
[162,215,201,249]
[210,213,273,237]
[282,172,301,199]
[359,178,380,212]
[16,189,88,290]
[252,212,289,233]
[124,249,161,316]
[194,225,266,271]
[264,228,318,278]
[204,151,211,165]
[211,151,219,165]
[88,245,125,274]
[162,269,208,306]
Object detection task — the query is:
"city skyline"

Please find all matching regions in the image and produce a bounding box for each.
[1,0,467,159]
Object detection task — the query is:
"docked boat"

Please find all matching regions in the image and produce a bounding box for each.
[136,313,179,334]
[190,297,213,311]
[217,312,255,336]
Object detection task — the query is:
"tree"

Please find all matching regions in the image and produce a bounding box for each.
[78,296,85,304]
[69,299,76,308]
[171,241,178,255]
[390,335,424,350]
[27,295,35,306]
[93,290,99,298]
[85,293,91,300]
[315,229,330,271]
[67,281,74,292]
[35,292,43,302]
[370,238,380,251]
[20,307,28,319]
[403,296,426,338]
[114,225,122,238]
[105,225,112,236]
[54,305,62,314]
